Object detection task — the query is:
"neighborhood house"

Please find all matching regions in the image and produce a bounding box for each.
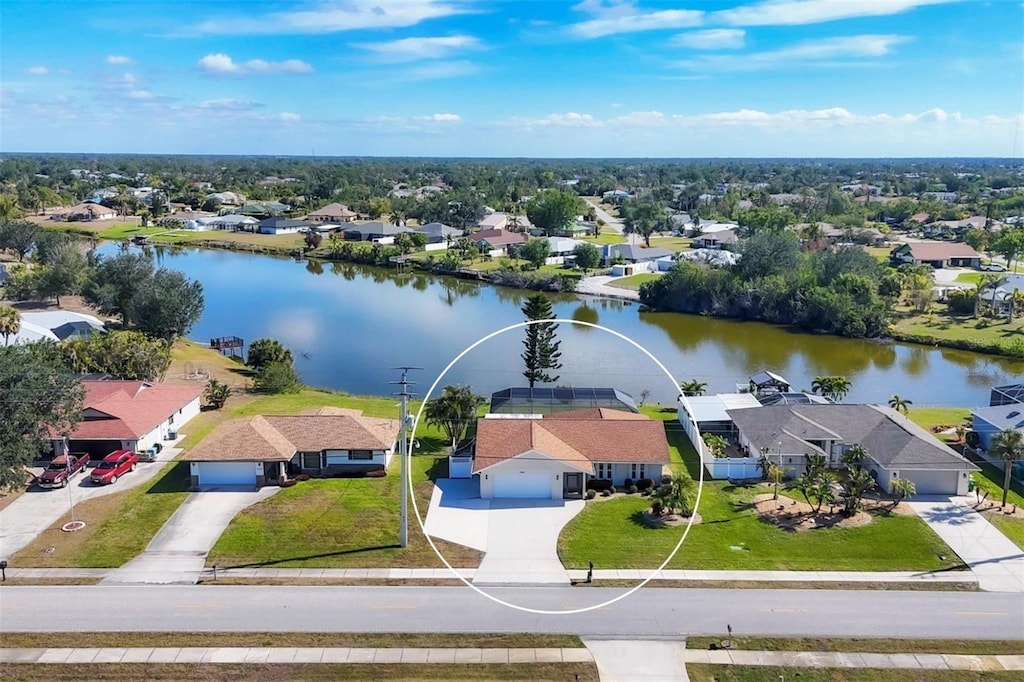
[51,380,201,460]
[890,242,982,269]
[471,408,669,499]
[182,407,400,489]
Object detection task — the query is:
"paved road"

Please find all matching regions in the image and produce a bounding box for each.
[583,197,640,245]
[1,586,1020,639]
[575,276,641,301]
[0,456,175,561]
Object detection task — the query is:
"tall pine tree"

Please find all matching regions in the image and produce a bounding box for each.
[521,294,562,388]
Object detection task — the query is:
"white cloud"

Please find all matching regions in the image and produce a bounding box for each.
[198,98,264,112]
[676,34,911,70]
[353,35,481,62]
[415,113,462,122]
[400,60,478,80]
[197,53,313,75]
[25,66,48,75]
[127,90,155,100]
[672,29,745,50]
[190,0,473,35]
[570,7,704,38]
[279,112,301,121]
[714,0,962,27]
[527,112,602,127]
[106,55,134,64]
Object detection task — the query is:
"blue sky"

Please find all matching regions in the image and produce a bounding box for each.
[2,0,1022,157]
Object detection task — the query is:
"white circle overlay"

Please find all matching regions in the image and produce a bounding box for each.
[407,318,705,615]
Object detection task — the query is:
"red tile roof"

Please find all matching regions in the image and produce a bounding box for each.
[473,229,528,247]
[473,412,669,473]
[65,381,201,441]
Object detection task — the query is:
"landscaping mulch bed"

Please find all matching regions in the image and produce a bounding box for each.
[754,494,871,531]
[638,510,702,527]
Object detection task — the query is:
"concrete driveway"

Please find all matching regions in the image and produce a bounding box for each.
[0,454,178,562]
[907,497,1024,592]
[101,486,279,585]
[584,638,689,682]
[423,478,584,585]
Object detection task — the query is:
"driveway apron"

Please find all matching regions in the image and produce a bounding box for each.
[907,497,1024,592]
[583,638,690,682]
[101,487,278,585]
[472,499,585,586]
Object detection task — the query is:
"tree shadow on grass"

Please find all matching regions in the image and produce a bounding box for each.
[222,544,403,569]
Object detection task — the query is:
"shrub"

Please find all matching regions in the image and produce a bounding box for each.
[585,489,597,500]
[295,473,311,482]
[637,478,654,492]
[662,474,673,485]
[365,469,387,478]
[623,477,634,489]
[586,478,613,492]
[601,489,611,497]
[280,479,297,488]
[651,501,663,515]
[608,485,617,495]
[627,485,638,494]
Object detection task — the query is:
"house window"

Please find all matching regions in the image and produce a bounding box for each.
[349,450,374,461]
[301,452,321,470]
[169,414,175,425]
[325,452,348,466]
[596,463,611,479]
[631,463,646,480]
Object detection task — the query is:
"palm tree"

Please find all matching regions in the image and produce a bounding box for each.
[679,379,707,397]
[977,273,1000,317]
[767,463,784,501]
[0,305,20,345]
[424,385,486,446]
[888,394,912,414]
[989,429,1024,508]
[811,375,851,402]
[890,478,916,509]
[842,444,868,469]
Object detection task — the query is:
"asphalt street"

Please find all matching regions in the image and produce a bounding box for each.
[1,586,1021,639]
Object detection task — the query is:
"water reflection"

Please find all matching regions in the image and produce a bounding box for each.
[572,303,599,328]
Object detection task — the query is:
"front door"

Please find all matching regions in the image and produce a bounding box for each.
[563,472,583,499]
[264,461,280,483]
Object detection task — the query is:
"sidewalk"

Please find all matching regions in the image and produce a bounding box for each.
[683,648,1024,672]
[0,647,594,665]
[4,566,978,585]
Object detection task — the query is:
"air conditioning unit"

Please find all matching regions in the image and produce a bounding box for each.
[167,430,178,440]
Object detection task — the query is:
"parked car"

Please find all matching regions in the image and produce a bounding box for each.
[90,450,139,485]
[37,454,90,489]
[979,262,1008,271]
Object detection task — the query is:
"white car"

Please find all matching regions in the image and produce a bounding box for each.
[979,262,1007,272]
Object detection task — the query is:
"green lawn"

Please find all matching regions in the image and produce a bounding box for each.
[892,308,1024,349]
[686,666,1019,682]
[558,484,955,571]
[579,230,626,246]
[97,224,168,240]
[990,514,1024,549]
[207,453,481,569]
[906,407,971,438]
[955,272,983,285]
[607,273,662,290]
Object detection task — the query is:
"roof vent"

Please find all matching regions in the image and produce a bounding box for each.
[1008,411,1020,419]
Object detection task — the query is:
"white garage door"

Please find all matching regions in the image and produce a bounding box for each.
[492,472,552,499]
[199,461,256,487]
[905,470,958,495]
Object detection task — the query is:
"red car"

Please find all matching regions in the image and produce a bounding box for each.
[90,450,139,485]
[38,454,90,489]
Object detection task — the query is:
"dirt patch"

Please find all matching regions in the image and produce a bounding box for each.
[971,501,1024,521]
[754,493,871,531]
[638,510,702,527]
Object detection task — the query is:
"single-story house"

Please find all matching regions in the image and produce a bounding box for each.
[489,386,639,415]
[978,274,1024,314]
[160,211,216,230]
[602,244,673,267]
[205,191,245,206]
[472,408,669,499]
[692,230,738,250]
[239,201,291,218]
[472,228,528,254]
[477,213,509,231]
[182,407,399,489]
[342,222,411,242]
[547,236,585,256]
[306,203,357,224]
[200,214,259,231]
[51,380,202,460]
[63,203,116,221]
[728,404,978,495]
[890,242,982,269]
[257,218,314,235]
[970,404,1024,452]
[683,392,762,438]
[2,310,105,346]
[414,222,463,244]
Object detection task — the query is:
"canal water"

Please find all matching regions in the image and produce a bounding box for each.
[123,245,1019,407]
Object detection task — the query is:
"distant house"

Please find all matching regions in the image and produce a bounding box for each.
[602,244,673,266]
[473,228,527,254]
[205,191,245,206]
[306,203,357,224]
[728,404,978,495]
[239,201,290,218]
[160,211,216,230]
[182,407,399,489]
[890,242,982,269]
[413,222,463,244]
[200,214,259,231]
[257,218,313,235]
[978,274,1024,314]
[477,213,508,231]
[63,203,116,221]
[51,380,202,460]
[922,191,958,202]
[683,392,762,438]
[692,229,738,250]
[472,408,668,499]
[341,222,411,242]
[602,189,630,201]
[546,236,585,256]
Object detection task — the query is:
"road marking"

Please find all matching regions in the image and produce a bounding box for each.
[955,611,1006,617]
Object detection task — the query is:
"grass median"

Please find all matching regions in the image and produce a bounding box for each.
[686,666,1018,681]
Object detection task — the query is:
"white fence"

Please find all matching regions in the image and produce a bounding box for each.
[424,242,448,252]
[677,396,761,480]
